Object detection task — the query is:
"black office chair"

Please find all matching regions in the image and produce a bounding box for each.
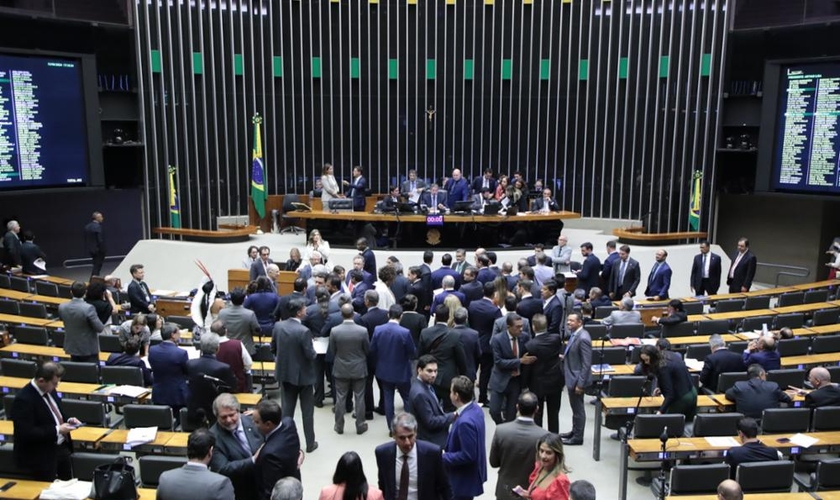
[610,323,645,339]
[741,316,775,333]
[811,309,840,327]
[606,376,647,397]
[0,275,9,289]
[774,313,804,330]
[0,359,37,378]
[777,338,810,357]
[668,463,730,495]
[123,404,174,430]
[661,322,696,338]
[777,292,804,307]
[280,194,306,235]
[71,453,122,481]
[744,296,770,310]
[760,407,811,434]
[692,412,744,437]
[60,361,101,384]
[101,365,144,386]
[34,281,58,298]
[10,325,49,346]
[633,414,686,438]
[811,334,840,354]
[98,333,124,353]
[62,399,109,427]
[594,306,618,320]
[715,299,745,313]
[685,344,712,362]
[0,445,28,479]
[0,300,19,315]
[586,323,608,341]
[683,302,704,315]
[766,369,806,391]
[697,320,731,335]
[736,460,795,493]
[138,456,187,487]
[57,284,73,299]
[179,407,200,432]
[167,316,193,330]
[50,329,65,348]
[811,406,840,432]
[828,366,840,384]
[716,372,749,394]
[17,302,48,319]
[8,276,30,293]
[591,347,626,366]
[801,459,840,491]
[804,289,829,304]
[2,394,15,419]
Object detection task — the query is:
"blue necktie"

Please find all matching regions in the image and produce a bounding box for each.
[564,333,576,356]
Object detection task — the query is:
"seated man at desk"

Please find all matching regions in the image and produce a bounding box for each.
[724,364,791,419]
[420,183,448,213]
[106,337,154,386]
[742,336,781,372]
[600,297,641,327]
[724,417,781,479]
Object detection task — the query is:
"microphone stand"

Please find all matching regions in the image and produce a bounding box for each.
[657,426,669,500]
[622,375,652,443]
[592,332,610,461]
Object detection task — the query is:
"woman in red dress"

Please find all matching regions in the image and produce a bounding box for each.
[517,433,571,500]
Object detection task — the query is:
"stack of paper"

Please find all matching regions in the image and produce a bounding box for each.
[705,436,740,447]
[684,358,705,371]
[39,479,92,500]
[108,385,150,398]
[313,337,329,355]
[591,364,615,373]
[125,426,158,447]
[790,433,819,448]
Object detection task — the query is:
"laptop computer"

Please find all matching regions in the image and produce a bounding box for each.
[483,203,502,216]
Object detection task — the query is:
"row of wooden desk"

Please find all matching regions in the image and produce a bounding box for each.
[0,477,155,500]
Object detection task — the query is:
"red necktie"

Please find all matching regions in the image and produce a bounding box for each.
[43,393,64,424]
[512,337,520,377]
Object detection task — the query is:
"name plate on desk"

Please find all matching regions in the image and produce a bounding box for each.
[426,214,444,227]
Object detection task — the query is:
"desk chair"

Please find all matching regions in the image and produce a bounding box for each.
[595,306,618,320]
[804,290,829,304]
[166,316,193,330]
[0,275,9,289]
[0,300,18,315]
[101,365,144,386]
[0,446,28,479]
[697,320,731,335]
[62,399,109,427]
[745,296,770,310]
[71,452,122,481]
[811,309,840,327]
[774,313,805,329]
[683,302,704,315]
[796,459,840,491]
[811,406,840,432]
[8,276,30,293]
[586,323,608,341]
[715,299,745,313]
[18,302,47,320]
[668,463,730,495]
[98,333,123,353]
[60,361,100,384]
[692,412,744,437]
[741,316,774,333]
[280,194,306,235]
[611,323,645,339]
[661,322,695,338]
[766,369,806,392]
[123,404,174,430]
[50,329,65,348]
[2,394,14,419]
[625,414,686,485]
[606,376,648,398]
[57,284,73,299]
[10,325,49,345]
[716,372,749,394]
[138,456,187,487]
[811,334,840,354]
[592,347,627,366]
[736,460,795,493]
[34,281,58,297]
[685,344,712,362]
[760,407,810,434]
[828,366,840,384]
[777,338,810,357]
[0,359,37,378]
[777,292,805,307]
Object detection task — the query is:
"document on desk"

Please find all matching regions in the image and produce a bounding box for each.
[313,337,329,355]
[126,426,158,447]
[684,358,705,371]
[741,331,761,339]
[108,385,150,398]
[790,433,819,448]
[705,437,740,448]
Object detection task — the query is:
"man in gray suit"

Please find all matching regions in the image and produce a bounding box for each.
[489,392,548,499]
[600,297,642,327]
[328,303,370,435]
[157,428,235,500]
[209,394,263,500]
[218,288,260,355]
[560,313,591,445]
[59,281,104,362]
[271,299,318,453]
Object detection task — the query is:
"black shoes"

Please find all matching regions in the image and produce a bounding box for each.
[559,431,574,439]
[306,442,319,453]
[356,423,369,435]
[561,438,583,446]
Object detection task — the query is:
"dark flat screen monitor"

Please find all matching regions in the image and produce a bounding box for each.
[452,200,474,213]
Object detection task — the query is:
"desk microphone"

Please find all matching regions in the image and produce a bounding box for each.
[660,426,669,443]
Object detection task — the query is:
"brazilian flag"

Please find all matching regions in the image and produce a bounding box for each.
[251,114,266,219]
[688,170,702,231]
[168,166,181,228]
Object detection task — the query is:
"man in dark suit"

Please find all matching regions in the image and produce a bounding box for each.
[725,364,791,419]
[249,246,273,282]
[574,242,601,294]
[444,169,470,209]
[699,334,747,391]
[357,238,377,278]
[127,263,156,314]
[431,253,461,290]
[452,308,481,382]
[2,219,21,268]
[690,240,722,296]
[83,212,106,277]
[804,367,840,407]
[347,255,376,287]
[343,165,368,211]
[471,168,497,194]
[275,278,308,320]
[219,287,260,355]
[271,299,318,452]
[252,399,302,500]
[459,267,484,307]
[362,290,390,418]
[12,362,80,481]
[489,392,548,498]
[349,270,371,314]
[408,266,431,318]
[725,417,781,479]
[149,324,189,418]
[187,334,237,427]
[515,279,542,321]
[376,412,452,500]
[608,244,641,299]
[419,304,467,412]
[390,262,412,305]
[19,230,46,275]
[371,305,417,431]
[742,336,781,372]
[524,314,564,433]
[106,337,154,386]
[443,376,487,500]
[399,294,427,354]
[59,281,105,363]
[401,169,427,203]
[209,393,264,500]
[157,429,235,500]
[530,188,560,213]
[540,281,565,335]
[643,249,672,300]
[474,255,495,285]
[561,313,591,445]
[451,248,468,275]
[727,237,757,293]
[489,314,535,425]
[421,183,449,213]
[600,240,620,290]
[469,282,502,405]
[431,275,465,317]
[329,303,371,435]
[409,355,455,448]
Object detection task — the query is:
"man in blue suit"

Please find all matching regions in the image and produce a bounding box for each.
[600,240,619,290]
[442,376,487,500]
[431,253,461,290]
[468,282,502,405]
[149,324,189,420]
[452,308,481,382]
[444,169,470,209]
[409,355,455,448]
[357,238,377,278]
[371,305,417,430]
[376,412,452,500]
[644,249,672,300]
[431,275,465,317]
[489,314,536,424]
[459,267,484,307]
[343,166,367,211]
[574,242,601,294]
[252,400,301,500]
[540,280,565,335]
[209,393,264,500]
[362,290,391,419]
[421,184,449,213]
[471,168,497,194]
[515,279,542,321]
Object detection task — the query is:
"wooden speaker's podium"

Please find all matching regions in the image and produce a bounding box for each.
[227,269,296,295]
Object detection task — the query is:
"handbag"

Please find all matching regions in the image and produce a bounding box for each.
[91,456,138,500]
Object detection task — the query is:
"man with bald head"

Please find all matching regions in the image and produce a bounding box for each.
[742,335,780,372]
[444,168,470,209]
[804,367,840,407]
[717,479,743,500]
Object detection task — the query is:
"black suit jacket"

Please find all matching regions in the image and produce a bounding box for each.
[454,325,481,381]
[255,417,301,500]
[410,280,431,317]
[690,252,722,293]
[362,307,390,339]
[128,280,154,314]
[577,253,601,294]
[699,349,746,390]
[419,323,467,389]
[468,298,502,353]
[725,441,780,479]
[530,197,560,212]
[524,333,564,396]
[727,250,757,292]
[376,440,451,500]
[459,280,484,307]
[361,248,377,277]
[209,414,264,500]
[275,291,306,321]
[542,295,564,334]
[400,311,428,354]
[805,384,840,407]
[13,382,72,479]
[725,378,791,419]
[516,296,542,322]
[187,355,236,424]
[609,257,641,297]
[409,378,452,448]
